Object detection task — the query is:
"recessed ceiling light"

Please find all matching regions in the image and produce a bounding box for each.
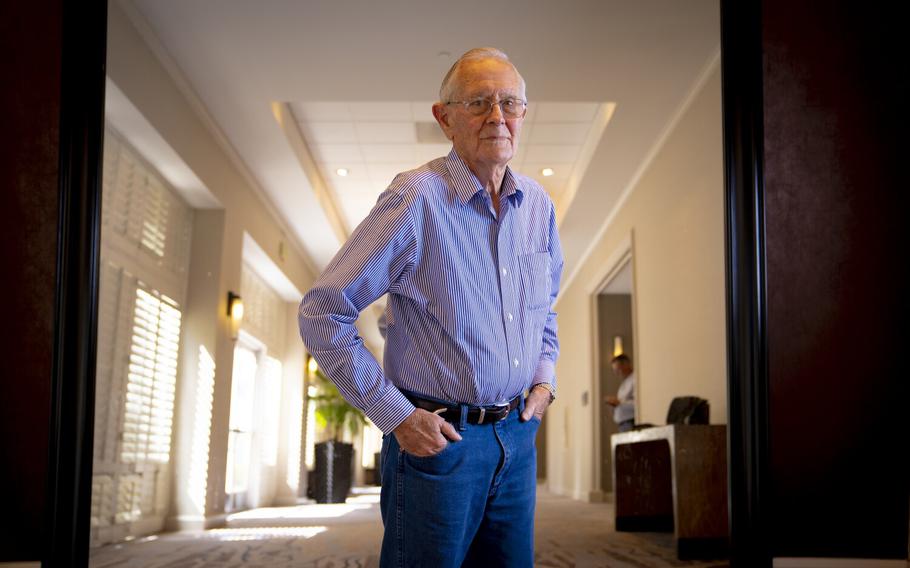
[541,168,554,177]
[336,168,349,177]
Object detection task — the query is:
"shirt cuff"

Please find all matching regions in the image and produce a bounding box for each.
[365,385,416,435]
[532,358,556,390]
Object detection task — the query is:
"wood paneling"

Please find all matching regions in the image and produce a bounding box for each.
[762,0,909,559]
[0,0,62,560]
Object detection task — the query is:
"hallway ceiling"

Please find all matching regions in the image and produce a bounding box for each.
[124,0,720,285]
[290,100,612,229]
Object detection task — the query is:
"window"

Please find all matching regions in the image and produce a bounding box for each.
[121,288,181,464]
[91,128,193,546]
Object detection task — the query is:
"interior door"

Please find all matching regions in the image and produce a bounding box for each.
[225,344,258,512]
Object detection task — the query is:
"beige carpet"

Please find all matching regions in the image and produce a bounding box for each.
[90,487,728,568]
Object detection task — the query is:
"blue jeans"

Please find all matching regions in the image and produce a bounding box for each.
[379,402,540,567]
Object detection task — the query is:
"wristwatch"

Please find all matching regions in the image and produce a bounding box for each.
[532,382,557,403]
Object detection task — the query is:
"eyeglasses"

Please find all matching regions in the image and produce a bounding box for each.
[445,97,527,118]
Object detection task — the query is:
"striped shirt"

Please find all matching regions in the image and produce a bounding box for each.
[298,150,563,434]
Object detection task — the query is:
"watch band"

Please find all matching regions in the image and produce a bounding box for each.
[532,382,557,402]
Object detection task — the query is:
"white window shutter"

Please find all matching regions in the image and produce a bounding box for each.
[92,127,193,546]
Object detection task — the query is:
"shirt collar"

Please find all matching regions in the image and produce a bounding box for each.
[445,149,524,207]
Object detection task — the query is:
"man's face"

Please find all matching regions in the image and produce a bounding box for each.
[612,361,632,378]
[432,59,526,173]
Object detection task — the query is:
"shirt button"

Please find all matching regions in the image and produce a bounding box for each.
[507,313,513,322]
[502,267,508,276]
[513,358,519,368]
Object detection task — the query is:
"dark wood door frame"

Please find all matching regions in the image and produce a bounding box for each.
[44,0,107,565]
[45,1,769,566]
[720,0,771,566]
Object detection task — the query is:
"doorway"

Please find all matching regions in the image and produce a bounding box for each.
[588,240,638,500]
[39,2,788,564]
[225,332,283,513]
[595,259,635,494]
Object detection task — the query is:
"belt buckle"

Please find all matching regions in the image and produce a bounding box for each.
[478,403,509,425]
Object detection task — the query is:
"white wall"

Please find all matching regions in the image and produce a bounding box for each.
[547,64,726,500]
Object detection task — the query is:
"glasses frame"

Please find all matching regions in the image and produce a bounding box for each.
[445,97,528,118]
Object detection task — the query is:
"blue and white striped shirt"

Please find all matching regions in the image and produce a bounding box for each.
[298,150,563,434]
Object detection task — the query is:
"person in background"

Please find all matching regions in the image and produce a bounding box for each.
[606,353,635,432]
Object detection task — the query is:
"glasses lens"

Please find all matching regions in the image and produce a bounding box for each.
[463,99,526,117]
[500,99,525,117]
[466,99,489,115]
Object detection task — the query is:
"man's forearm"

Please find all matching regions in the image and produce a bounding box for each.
[299,297,415,434]
[297,188,419,434]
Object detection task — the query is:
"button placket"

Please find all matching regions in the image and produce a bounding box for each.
[496,206,520,388]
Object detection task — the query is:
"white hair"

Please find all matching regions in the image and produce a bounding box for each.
[438,47,526,102]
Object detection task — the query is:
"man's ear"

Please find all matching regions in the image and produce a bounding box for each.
[432,103,454,141]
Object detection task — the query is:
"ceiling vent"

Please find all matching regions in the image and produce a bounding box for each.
[415,122,448,144]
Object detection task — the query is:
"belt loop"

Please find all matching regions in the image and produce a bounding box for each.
[518,393,526,413]
[458,403,468,431]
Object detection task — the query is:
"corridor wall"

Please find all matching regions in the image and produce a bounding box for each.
[106,2,316,529]
[548,64,725,500]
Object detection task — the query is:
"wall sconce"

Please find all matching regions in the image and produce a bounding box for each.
[613,335,624,358]
[227,291,244,340]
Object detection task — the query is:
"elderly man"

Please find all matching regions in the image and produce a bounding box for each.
[298,47,562,567]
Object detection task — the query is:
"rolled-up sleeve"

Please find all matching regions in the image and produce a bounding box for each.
[298,189,418,434]
[532,203,563,390]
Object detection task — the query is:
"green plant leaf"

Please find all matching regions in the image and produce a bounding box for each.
[309,368,368,441]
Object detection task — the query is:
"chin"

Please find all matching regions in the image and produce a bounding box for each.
[481,148,514,164]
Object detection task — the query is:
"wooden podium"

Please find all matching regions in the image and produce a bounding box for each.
[611,425,728,559]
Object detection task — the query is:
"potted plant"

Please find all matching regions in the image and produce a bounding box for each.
[309,368,366,503]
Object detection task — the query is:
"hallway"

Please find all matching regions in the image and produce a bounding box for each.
[90,487,727,568]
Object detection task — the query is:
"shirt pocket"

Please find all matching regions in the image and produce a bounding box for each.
[518,252,551,311]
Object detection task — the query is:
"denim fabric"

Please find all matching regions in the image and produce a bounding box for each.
[379,406,540,567]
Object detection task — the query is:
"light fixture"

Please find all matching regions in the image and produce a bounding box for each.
[541,167,554,177]
[613,335,624,358]
[335,168,349,177]
[227,291,244,340]
[307,356,319,376]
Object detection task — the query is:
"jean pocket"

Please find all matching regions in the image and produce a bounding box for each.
[402,441,462,476]
[403,441,451,461]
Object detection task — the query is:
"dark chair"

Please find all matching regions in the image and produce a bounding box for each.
[666,396,710,425]
[626,396,710,431]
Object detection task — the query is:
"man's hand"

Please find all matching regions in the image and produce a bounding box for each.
[520,385,553,422]
[393,408,463,457]
[605,395,620,406]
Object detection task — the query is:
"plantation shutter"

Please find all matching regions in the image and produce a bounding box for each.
[91,128,193,546]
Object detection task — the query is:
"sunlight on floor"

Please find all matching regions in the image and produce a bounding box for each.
[225,486,382,522]
[226,501,374,521]
[205,526,328,541]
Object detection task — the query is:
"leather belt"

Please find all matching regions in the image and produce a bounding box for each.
[405,393,521,425]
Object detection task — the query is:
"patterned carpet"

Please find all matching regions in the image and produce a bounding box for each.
[90,487,728,568]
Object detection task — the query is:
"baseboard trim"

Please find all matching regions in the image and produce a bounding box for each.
[166,514,205,531]
[166,512,227,531]
[203,513,228,530]
[0,563,41,567]
[773,558,908,568]
[547,484,567,496]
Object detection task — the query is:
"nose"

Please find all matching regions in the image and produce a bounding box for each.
[486,101,506,124]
